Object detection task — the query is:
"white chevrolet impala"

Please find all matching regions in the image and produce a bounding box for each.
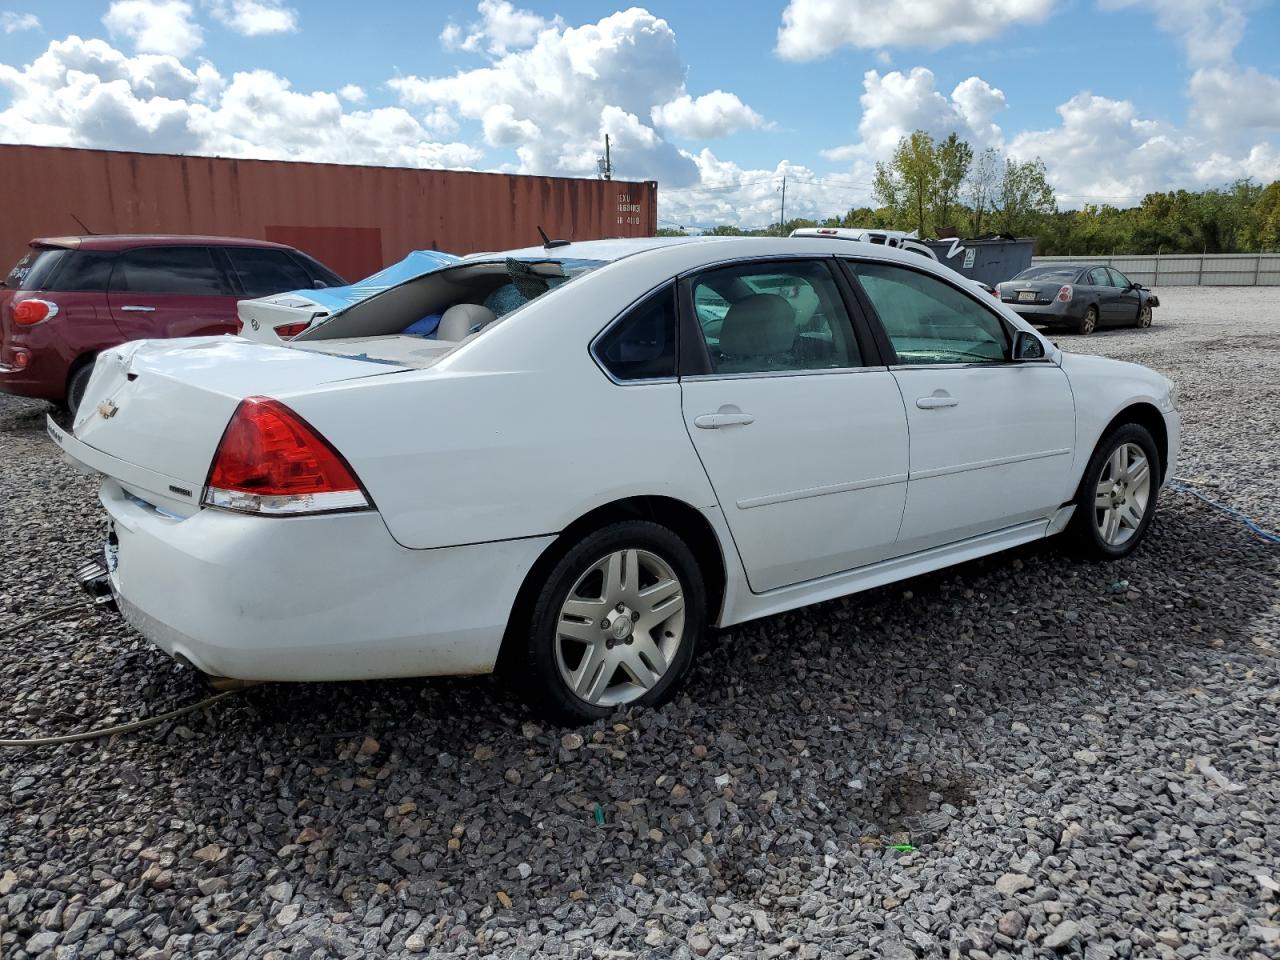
[50,237,1179,722]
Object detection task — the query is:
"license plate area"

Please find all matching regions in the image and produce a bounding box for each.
[105,522,119,574]
[1017,291,1036,302]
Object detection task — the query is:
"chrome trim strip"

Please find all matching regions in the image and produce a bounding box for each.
[736,472,908,510]
[910,447,1071,481]
[681,365,889,383]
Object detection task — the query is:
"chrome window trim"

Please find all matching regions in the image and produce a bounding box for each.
[588,280,680,386]
[680,365,890,383]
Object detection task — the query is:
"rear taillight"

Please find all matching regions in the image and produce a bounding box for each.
[273,322,310,339]
[13,298,58,325]
[1056,284,1073,302]
[203,397,370,515]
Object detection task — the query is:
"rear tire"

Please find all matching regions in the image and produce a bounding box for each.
[66,363,93,417]
[1068,423,1160,560]
[1076,306,1098,335]
[518,520,705,724]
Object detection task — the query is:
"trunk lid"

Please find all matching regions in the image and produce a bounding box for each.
[69,336,410,513]
[1001,280,1066,305]
[239,249,460,346]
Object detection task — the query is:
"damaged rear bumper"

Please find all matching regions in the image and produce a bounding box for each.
[96,478,553,682]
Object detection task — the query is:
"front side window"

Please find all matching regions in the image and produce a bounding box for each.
[851,262,1009,365]
[690,259,860,375]
[112,247,230,296]
[1107,268,1131,288]
[225,247,314,298]
[594,284,677,381]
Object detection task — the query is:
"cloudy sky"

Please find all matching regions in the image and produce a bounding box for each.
[0,0,1277,230]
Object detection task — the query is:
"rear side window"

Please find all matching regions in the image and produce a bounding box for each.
[289,251,345,288]
[112,247,230,295]
[225,247,315,298]
[594,284,677,381]
[48,251,116,292]
[5,249,70,290]
[691,259,860,375]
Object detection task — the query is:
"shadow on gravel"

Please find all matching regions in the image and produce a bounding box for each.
[5,481,1276,925]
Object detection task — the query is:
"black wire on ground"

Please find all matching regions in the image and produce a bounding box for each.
[0,601,86,639]
[0,601,244,748]
[0,690,238,748]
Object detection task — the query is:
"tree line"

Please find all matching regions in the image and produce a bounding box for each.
[663,130,1280,254]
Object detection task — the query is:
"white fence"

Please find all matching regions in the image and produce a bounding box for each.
[1030,253,1280,287]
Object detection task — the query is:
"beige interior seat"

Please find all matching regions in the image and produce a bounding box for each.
[716,294,795,370]
[436,303,497,341]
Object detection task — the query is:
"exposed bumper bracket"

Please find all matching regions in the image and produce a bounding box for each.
[73,558,118,611]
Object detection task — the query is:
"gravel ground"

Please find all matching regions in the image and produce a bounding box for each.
[2,286,1278,960]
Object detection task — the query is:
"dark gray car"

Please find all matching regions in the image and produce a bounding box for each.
[996,264,1159,335]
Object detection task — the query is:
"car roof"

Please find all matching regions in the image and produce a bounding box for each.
[458,236,721,264]
[30,234,296,252]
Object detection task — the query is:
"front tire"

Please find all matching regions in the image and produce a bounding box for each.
[1068,423,1160,560]
[519,521,705,723]
[1077,306,1098,335]
[1135,303,1153,328]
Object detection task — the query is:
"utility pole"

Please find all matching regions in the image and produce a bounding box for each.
[778,175,786,236]
[597,134,612,180]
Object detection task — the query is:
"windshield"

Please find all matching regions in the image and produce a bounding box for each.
[1013,266,1077,281]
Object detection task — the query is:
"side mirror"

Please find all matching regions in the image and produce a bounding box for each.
[1012,330,1046,361]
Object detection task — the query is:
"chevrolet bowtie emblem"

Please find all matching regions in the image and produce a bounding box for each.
[97,399,119,419]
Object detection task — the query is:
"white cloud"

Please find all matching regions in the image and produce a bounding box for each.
[395,7,722,185]
[441,0,559,56]
[823,68,1007,163]
[1189,66,1280,132]
[338,83,365,103]
[662,151,832,230]
[1008,91,1280,200]
[0,35,482,170]
[1099,0,1245,64]
[651,91,765,139]
[206,0,299,36]
[0,11,39,33]
[420,105,459,136]
[103,0,203,58]
[776,0,1055,60]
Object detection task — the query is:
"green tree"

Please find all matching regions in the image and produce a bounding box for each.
[965,147,1001,236]
[994,158,1056,235]
[933,133,972,236]
[1243,180,1280,250]
[874,130,941,235]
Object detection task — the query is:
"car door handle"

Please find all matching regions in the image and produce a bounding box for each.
[694,409,755,429]
[916,395,959,410]
[119,305,156,312]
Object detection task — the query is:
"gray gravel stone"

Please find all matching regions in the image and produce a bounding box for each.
[1,286,1278,960]
[1043,919,1082,950]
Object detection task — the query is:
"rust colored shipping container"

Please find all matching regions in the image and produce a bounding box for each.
[0,145,658,280]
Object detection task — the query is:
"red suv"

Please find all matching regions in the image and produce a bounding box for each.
[0,235,344,413]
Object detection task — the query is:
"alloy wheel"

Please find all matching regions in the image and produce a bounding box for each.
[1094,442,1152,546]
[554,548,686,707]
[1139,304,1152,328]
[1081,308,1098,335]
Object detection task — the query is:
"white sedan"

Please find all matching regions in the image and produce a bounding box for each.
[50,236,1179,722]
